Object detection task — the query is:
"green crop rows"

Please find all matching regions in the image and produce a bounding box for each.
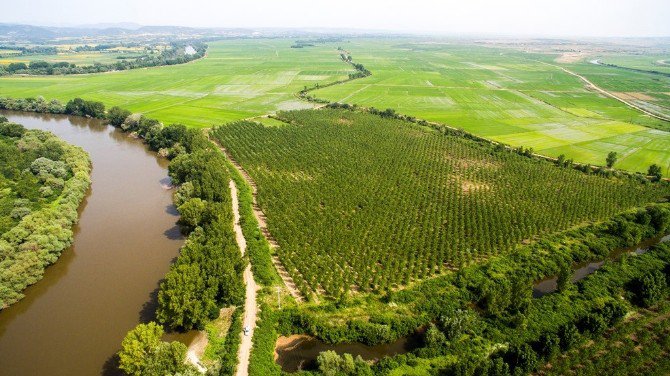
[0,39,355,127]
[212,109,670,298]
[313,40,670,173]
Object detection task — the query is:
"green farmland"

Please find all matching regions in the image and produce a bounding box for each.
[313,40,670,173]
[0,39,355,127]
[1,38,669,172]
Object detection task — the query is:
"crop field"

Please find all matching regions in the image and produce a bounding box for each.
[0,40,355,127]
[597,54,670,74]
[0,51,145,66]
[313,40,670,173]
[212,108,670,298]
[568,60,670,120]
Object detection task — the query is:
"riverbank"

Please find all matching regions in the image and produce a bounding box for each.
[0,111,184,375]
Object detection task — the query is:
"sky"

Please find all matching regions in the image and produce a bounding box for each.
[3,0,670,37]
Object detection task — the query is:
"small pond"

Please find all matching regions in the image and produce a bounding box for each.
[275,333,423,372]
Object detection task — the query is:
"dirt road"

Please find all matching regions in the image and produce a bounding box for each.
[230,180,259,376]
[211,135,305,303]
[541,61,670,122]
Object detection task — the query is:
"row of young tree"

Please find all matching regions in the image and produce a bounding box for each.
[212,108,670,298]
[258,204,670,376]
[0,118,91,309]
[0,42,206,76]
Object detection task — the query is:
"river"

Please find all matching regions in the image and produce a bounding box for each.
[0,111,184,376]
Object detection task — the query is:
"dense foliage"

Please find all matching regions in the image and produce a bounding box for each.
[539,300,670,375]
[98,106,246,332]
[212,109,670,298]
[0,42,207,76]
[118,322,195,376]
[254,204,670,375]
[0,96,106,120]
[0,118,90,308]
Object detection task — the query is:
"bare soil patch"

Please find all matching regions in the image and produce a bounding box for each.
[614,92,656,101]
[555,52,589,63]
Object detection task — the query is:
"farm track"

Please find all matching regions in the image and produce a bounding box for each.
[230,180,259,376]
[209,135,306,303]
[541,61,670,123]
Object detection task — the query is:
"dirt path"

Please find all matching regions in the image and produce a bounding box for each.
[541,61,670,122]
[211,136,305,303]
[230,180,259,376]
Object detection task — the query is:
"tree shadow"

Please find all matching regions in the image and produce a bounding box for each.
[101,353,123,376]
[139,282,163,324]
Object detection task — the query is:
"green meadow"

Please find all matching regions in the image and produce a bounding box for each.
[1,38,669,173]
[0,39,355,127]
[314,40,670,173]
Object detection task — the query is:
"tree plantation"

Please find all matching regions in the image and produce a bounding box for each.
[2,21,670,376]
[212,108,670,299]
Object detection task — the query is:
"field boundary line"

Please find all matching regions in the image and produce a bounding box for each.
[208,134,306,303]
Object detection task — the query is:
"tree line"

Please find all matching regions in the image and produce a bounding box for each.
[0,96,245,375]
[0,42,206,76]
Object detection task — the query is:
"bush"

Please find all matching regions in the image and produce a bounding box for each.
[629,269,668,307]
[65,98,105,118]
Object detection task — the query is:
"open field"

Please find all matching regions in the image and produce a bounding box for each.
[0,40,355,127]
[212,109,670,297]
[313,40,670,173]
[597,54,670,74]
[1,38,668,170]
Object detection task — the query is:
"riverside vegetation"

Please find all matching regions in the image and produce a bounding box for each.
[0,116,90,309]
[3,37,670,376]
[103,103,247,375]
[0,96,245,375]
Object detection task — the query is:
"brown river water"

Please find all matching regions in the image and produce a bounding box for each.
[0,111,185,376]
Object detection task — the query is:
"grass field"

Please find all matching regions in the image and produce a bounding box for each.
[1,38,669,172]
[212,109,670,298]
[567,59,670,120]
[313,40,670,173]
[597,54,670,74]
[0,40,355,127]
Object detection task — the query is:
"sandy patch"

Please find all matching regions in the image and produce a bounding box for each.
[613,92,656,101]
[460,180,491,194]
[274,335,311,361]
[337,118,353,125]
[444,155,499,170]
[555,52,589,63]
[186,331,208,372]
